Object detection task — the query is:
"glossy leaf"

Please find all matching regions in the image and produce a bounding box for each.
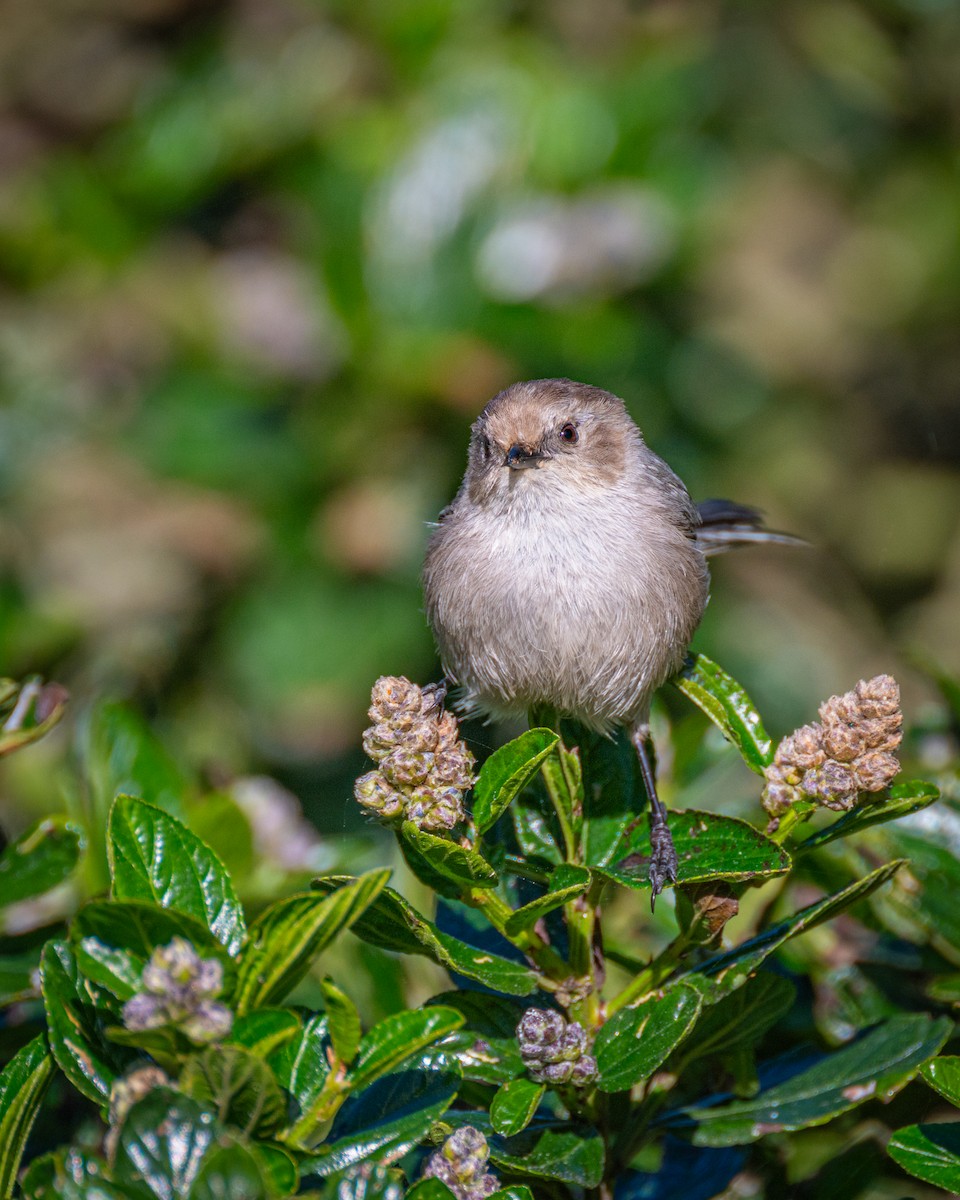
[490,1190,535,1200]
[596,809,789,888]
[504,865,591,937]
[888,1122,960,1193]
[180,1045,286,1137]
[677,972,796,1064]
[405,1182,455,1200]
[113,1088,217,1197]
[269,1014,333,1146]
[227,1009,301,1059]
[473,729,559,835]
[74,898,225,961]
[40,939,130,1104]
[425,990,527,1084]
[311,879,539,996]
[349,1006,464,1090]
[0,953,40,1006]
[250,1144,297,1199]
[678,860,905,1004]
[74,938,142,1000]
[614,1142,745,1200]
[670,1013,951,1146]
[301,1067,460,1176]
[320,976,361,1065]
[108,795,246,955]
[595,984,702,1092]
[0,817,83,908]
[491,1077,545,1136]
[0,1036,54,1200]
[488,1122,604,1188]
[188,1136,277,1200]
[796,780,940,853]
[235,868,389,1012]
[400,822,498,890]
[920,1055,960,1106]
[673,655,773,773]
[511,791,562,865]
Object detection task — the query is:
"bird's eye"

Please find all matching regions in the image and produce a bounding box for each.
[559,423,579,444]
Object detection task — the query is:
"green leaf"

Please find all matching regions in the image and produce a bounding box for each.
[595,984,702,1092]
[678,860,905,1004]
[188,1136,277,1200]
[490,1190,535,1200]
[108,795,246,956]
[235,868,389,1013]
[300,1067,460,1176]
[796,780,940,853]
[425,990,527,1084]
[83,701,188,818]
[0,817,84,908]
[40,939,131,1105]
[920,1055,960,1106]
[671,1013,952,1146]
[0,679,68,759]
[504,865,592,937]
[349,1007,464,1090]
[74,938,142,1000]
[512,792,562,865]
[888,1122,960,1193]
[250,1143,297,1199]
[311,879,539,997]
[320,976,361,1065]
[488,1123,604,1188]
[180,1046,286,1137]
[473,729,559,835]
[268,1014,333,1148]
[0,1036,53,1200]
[113,1088,217,1198]
[0,953,40,1006]
[673,655,773,773]
[677,972,796,1065]
[404,1181,455,1200]
[228,1009,301,1059]
[400,822,498,890]
[596,809,789,887]
[491,1077,545,1136]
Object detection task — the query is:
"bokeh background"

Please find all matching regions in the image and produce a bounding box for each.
[2,0,959,839]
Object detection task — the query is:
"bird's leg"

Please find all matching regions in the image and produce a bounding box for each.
[630,726,678,911]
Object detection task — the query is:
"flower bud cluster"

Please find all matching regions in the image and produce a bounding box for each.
[763,674,902,817]
[121,937,233,1044]
[517,1007,597,1087]
[354,676,474,833]
[422,1126,499,1199]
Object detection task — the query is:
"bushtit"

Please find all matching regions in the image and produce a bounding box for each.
[423,378,797,901]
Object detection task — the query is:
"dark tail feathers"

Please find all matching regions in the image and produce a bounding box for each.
[695,499,806,556]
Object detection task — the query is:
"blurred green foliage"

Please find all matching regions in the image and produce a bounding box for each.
[1,0,959,838]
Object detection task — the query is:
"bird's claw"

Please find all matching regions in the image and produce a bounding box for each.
[649,820,678,912]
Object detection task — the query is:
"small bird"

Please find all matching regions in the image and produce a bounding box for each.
[423,378,798,901]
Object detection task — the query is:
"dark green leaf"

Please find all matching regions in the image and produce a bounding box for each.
[504,865,591,937]
[404,1181,455,1200]
[235,868,389,1012]
[109,795,246,956]
[228,1009,301,1059]
[673,655,773,773]
[181,1046,286,1137]
[888,1122,960,1193]
[0,953,40,1006]
[920,1056,960,1106]
[188,1136,276,1200]
[0,817,84,907]
[490,1189,535,1200]
[0,1035,54,1199]
[300,1067,460,1176]
[350,1007,464,1090]
[677,972,796,1065]
[311,879,539,996]
[74,898,226,961]
[320,976,361,1065]
[41,939,131,1104]
[670,1013,952,1146]
[796,780,940,853]
[679,860,905,1004]
[269,1014,333,1148]
[488,1123,604,1188]
[113,1088,217,1198]
[596,984,702,1092]
[74,938,142,1000]
[250,1143,297,1199]
[473,729,559,835]
[595,809,789,887]
[400,823,498,890]
[425,990,527,1084]
[511,792,562,865]
[491,1077,545,1136]
[20,1148,135,1200]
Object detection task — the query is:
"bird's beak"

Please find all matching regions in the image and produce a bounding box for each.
[505,444,549,470]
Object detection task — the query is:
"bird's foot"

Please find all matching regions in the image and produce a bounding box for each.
[649,818,678,912]
[422,678,449,714]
